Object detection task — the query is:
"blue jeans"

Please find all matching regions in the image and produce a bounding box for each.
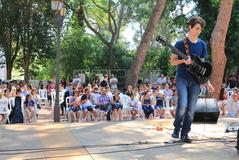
[173,77,200,136]
[142,105,154,118]
[99,104,111,112]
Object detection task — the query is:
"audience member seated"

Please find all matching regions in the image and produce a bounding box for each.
[163,84,173,108]
[97,88,111,120]
[81,88,97,121]
[91,86,101,106]
[111,89,123,121]
[218,87,228,116]
[31,88,41,117]
[68,91,81,122]
[141,91,154,119]
[0,90,10,124]
[226,92,239,117]
[128,93,139,120]
[154,85,165,118]
[126,85,134,97]
[24,94,36,123]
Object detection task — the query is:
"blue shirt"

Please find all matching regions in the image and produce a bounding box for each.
[24,99,35,108]
[174,37,208,80]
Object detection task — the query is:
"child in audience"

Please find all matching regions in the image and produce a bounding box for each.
[24,94,35,123]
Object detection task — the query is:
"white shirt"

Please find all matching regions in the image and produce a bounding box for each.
[73,78,81,85]
[91,92,101,104]
[226,99,239,116]
[107,92,113,99]
[156,77,167,84]
[163,89,173,98]
[155,90,164,96]
[128,97,139,108]
[110,77,118,89]
[39,89,48,99]
[0,98,9,113]
[82,100,93,107]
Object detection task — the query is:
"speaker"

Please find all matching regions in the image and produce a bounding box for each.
[193,98,220,123]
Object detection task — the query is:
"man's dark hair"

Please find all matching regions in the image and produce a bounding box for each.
[187,16,206,28]
[84,87,90,92]
[16,88,22,94]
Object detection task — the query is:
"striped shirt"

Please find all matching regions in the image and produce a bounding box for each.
[98,95,111,105]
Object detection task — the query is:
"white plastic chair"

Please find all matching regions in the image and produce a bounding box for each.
[59,91,65,104]
[136,100,143,119]
[64,96,71,121]
[8,97,15,110]
[39,89,48,106]
[120,94,130,120]
[51,91,56,105]
[0,98,10,124]
[163,96,173,118]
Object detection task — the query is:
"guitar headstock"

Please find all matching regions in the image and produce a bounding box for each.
[155,35,167,46]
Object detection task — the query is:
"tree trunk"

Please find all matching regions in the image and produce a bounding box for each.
[108,44,116,69]
[114,3,125,44]
[126,0,166,87]
[210,0,233,99]
[6,62,12,80]
[23,50,30,83]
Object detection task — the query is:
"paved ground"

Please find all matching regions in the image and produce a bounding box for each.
[0,106,238,160]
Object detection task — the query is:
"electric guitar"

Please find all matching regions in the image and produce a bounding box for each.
[156,36,212,84]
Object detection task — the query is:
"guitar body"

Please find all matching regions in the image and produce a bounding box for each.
[188,55,212,84]
[156,36,212,84]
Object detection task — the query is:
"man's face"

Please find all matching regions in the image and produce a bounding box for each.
[232,94,238,101]
[157,85,161,90]
[102,90,107,95]
[104,75,108,80]
[86,90,90,95]
[69,85,73,90]
[189,23,202,38]
[3,84,7,88]
[128,86,132,91]
[165,85,169,89]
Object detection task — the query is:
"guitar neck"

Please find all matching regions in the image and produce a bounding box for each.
[166,42,188,60]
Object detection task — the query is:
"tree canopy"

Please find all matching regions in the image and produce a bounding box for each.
[0,0,238,89]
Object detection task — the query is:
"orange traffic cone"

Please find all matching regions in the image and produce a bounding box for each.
[156,125,163,131]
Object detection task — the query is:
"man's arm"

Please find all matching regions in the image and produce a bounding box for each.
[170,54,191,66]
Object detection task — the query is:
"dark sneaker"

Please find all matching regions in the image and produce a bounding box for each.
[171,129,180,138]
[180,134,192,143]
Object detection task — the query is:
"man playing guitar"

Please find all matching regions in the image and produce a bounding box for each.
[170,16,214,143]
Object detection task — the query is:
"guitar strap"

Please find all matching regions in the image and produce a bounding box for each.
[183,36,190,58]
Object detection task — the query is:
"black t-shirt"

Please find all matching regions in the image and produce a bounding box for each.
[100,80,108,87]
[81,94,88,101]
[113,96,120,103]
[126,91,133,97]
